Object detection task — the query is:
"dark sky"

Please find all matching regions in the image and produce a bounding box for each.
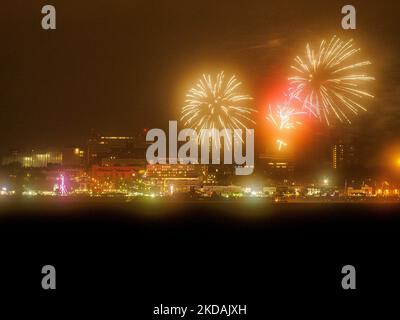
[1,0,400,165]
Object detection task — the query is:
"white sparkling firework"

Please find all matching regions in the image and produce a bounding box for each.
[289,35,375,125]
[181,71,255,142]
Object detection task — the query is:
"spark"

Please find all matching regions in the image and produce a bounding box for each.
[266,98,306,152]
[276,139,288,151]
[266,103,305,130]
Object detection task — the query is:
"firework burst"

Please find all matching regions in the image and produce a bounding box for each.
[266,101,306,152]
[266,103,305,131]
[289,35,375,125]
[181,72,255,141]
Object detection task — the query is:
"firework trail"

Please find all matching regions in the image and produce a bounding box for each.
[265,90,307,152]
[266,101,306,152]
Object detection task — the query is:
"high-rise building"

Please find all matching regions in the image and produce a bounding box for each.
[332,143,345,170]
[86,132,147,166]
[331,142,356,170]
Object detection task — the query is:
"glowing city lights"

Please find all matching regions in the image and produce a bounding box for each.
[57,173,67,196]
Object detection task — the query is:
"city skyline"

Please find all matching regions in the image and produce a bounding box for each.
[1,1,399,167]
[2,2,400,312]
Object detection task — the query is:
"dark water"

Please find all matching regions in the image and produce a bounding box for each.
[1,198,398,316]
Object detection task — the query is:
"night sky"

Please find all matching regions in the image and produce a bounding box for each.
[1,0,399,167]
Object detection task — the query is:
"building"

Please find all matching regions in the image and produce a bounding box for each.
[2,147,86,169]
[204,164,235,185]
[331,142,356,170]
[258,153,295,181]
[144,163,204,193]
[346,185,373,196]
[332,144,343,170]
[101,157,146,171]
[86,132,147,166]
[2,150,62,168]
[332,143,346,170]
[201,185,243,197]
[91,165,138,181]
[62,147,85,167]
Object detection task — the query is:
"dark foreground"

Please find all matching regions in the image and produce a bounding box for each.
[1,198,399,316]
